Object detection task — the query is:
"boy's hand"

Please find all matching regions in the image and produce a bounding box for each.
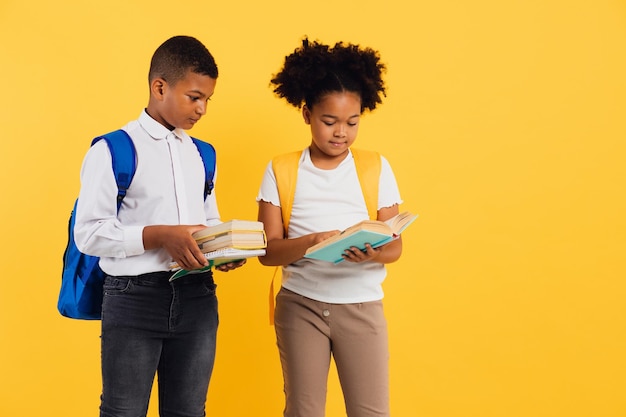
[214,259,247,272]
[143,224,208,271]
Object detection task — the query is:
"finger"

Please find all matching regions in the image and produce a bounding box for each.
[342,248,358,262]
[352,246,366,258]
[189,247,209,267]
[180,251,205,270]
[177,255,193,271]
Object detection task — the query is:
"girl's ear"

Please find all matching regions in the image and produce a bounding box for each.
[302,105,312,125]
[150,78,167,101]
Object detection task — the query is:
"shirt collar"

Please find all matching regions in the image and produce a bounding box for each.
[303,147,353,168]
[139,109,190,142]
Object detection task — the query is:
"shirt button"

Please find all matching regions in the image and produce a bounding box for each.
[322,309,330,317]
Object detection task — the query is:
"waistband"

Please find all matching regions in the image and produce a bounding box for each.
[107,270,213,285]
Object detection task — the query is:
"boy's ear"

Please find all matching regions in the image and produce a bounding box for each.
[302,105,311,125]
[150,78,167,100]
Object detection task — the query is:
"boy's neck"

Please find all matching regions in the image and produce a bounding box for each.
[145,107,176,132]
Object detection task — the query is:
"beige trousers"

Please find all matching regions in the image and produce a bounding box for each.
[274,287,390,417]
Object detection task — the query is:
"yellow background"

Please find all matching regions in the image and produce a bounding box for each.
[1,1,625,416]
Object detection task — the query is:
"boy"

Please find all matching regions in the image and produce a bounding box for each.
[74,35,243,417]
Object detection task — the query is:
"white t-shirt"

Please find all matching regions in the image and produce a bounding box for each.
[256,147,403,303]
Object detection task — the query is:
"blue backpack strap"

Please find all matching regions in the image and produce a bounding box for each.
[58,129,137,320]
[191,137,216,198]
[92,130,137,209]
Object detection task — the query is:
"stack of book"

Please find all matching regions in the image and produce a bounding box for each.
[193,219,266,254]
[169,220,267,279]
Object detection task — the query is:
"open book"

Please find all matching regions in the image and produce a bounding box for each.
[304,211,418,264]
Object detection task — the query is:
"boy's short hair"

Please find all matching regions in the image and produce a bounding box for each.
[149,36,218,85]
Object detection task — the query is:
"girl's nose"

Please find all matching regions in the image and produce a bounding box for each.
[334,128,347,138]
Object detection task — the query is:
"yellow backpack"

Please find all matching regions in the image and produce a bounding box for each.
[267,148,381,323]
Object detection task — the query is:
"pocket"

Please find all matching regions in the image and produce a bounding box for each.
[201,276,217,296]
[277,287,302,300]
[103,276,132,296]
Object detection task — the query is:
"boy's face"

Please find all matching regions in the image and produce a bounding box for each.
[150,70,217,131]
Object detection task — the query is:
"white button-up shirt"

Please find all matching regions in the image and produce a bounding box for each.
[74,110,221,276]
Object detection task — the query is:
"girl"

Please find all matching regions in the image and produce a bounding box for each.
[257,38,404,417]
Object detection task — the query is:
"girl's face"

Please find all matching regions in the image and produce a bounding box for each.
[303,91,362,165]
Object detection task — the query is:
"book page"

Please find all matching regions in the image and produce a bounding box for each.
[193,219,264,242]
[385,211,419,234]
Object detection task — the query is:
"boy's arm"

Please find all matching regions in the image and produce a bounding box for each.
[257,201,339,266]
[75,142,213,272]
[74,141,146,258]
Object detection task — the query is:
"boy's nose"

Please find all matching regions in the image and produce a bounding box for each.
[196,102,207,115]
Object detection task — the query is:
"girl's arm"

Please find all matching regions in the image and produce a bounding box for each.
[257,200,339,266]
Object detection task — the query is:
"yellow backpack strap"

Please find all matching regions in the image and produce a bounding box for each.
[267,148,380,324]
[271,150,302,237]
[351,148,381,220]
[268,266,281,325]
[268,150,302,324]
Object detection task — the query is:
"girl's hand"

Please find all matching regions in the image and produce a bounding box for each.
[341,243,381,263]
[311,230,341,246]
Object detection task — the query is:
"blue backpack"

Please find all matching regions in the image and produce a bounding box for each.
[58,129,216,320]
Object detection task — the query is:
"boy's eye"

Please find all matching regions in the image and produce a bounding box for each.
[348,122,358,127]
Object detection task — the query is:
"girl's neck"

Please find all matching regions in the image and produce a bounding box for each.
[308,145,349,170]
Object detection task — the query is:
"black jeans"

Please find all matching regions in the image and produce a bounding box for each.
[99,271,218,417]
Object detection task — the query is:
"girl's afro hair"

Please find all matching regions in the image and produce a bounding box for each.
[270,38,387,112]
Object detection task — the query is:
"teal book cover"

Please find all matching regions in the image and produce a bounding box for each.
[303,211,418,264]
[304,230,393,264]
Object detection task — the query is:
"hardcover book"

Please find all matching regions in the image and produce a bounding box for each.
[168,219,267,280]
[304,211,418,264]
[192,220,265,243]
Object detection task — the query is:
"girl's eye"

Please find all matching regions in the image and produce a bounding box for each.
[348,122,358,127]
[323,121,334,126]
